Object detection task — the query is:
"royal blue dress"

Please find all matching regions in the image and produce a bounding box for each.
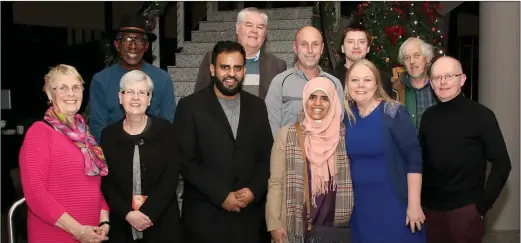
[345,103,426,243]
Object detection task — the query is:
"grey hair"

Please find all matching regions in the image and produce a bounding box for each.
[236,7,268,26]
[119,70,154,92]
[398,37,434,65]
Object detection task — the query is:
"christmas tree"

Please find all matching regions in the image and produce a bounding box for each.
[312,1,342,70]
[356,1,446,73]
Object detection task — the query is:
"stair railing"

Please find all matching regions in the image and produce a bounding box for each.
[177,2,185,50]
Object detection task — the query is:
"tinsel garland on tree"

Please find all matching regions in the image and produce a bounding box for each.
[356,1,446,72]
[312,2,343,70]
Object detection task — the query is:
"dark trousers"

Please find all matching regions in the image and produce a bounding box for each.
[424,204,485,243]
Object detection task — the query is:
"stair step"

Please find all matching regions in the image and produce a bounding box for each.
[207,7,313,22]
[199,18,311,31]
[175,53,295,68]
[174,81,196,97]
[180,41,294,55]
[192,29,297,42]
[170,67,199,82]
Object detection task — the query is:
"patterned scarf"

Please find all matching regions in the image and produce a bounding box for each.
[285,114,354,242]
[44,106,108,176]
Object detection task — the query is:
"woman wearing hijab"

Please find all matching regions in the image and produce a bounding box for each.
[344,59,425,243]
[19,64,109,243]
[266,77,354,243]
[100,70,181,242]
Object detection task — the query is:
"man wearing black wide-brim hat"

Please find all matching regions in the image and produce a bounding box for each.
[89,14,176,144]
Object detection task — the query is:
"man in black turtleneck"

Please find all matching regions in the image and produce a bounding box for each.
[419,56,511,243]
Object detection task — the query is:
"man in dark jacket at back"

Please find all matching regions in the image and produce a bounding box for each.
[331,23,394,98]
[194,7,287,100]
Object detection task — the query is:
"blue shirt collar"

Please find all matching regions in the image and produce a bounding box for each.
[247,50,261,62]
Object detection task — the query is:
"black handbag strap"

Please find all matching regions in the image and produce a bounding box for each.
[296,122,312,232]
[41,119,52,127]
[41,119,54,128]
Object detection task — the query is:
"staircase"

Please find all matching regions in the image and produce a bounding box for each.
[168,7,313,211]
[168,7,314,103]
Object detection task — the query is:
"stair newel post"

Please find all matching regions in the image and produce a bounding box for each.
[144,14,161,67]
[207,2,217,16]
[176,0,184,213]
[141,2,168,67]
[152,15,161,67]
[177,2,185,50]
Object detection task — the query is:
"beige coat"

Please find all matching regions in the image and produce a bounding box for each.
[265,125,291,232]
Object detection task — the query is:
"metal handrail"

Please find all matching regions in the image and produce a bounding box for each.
[7,197,26,243]
[177,2,185,49]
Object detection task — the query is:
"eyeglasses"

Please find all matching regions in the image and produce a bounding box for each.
[121,90,150,97]
[118,36,147,46]
[431,74,463,83]
[53,85,84,94]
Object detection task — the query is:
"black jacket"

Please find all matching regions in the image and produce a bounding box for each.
[101,116,182,243]
[174,86,273,243]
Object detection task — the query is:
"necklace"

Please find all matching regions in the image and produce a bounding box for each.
[359,100,380,118]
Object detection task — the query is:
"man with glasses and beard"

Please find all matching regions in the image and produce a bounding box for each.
[174,41,273,243]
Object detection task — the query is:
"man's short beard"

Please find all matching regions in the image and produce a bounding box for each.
[410,71,427,79]
[212,75,244,96]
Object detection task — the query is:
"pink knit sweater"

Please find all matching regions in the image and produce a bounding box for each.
[19,122,109,243]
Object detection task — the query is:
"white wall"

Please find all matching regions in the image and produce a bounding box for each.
[479,1,520,231]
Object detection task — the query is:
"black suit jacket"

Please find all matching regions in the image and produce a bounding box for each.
[100,116,182,243]
[174,86,273,243]
[194,49,287,100]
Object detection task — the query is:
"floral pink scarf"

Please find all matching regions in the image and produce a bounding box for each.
[44,106,108,176]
